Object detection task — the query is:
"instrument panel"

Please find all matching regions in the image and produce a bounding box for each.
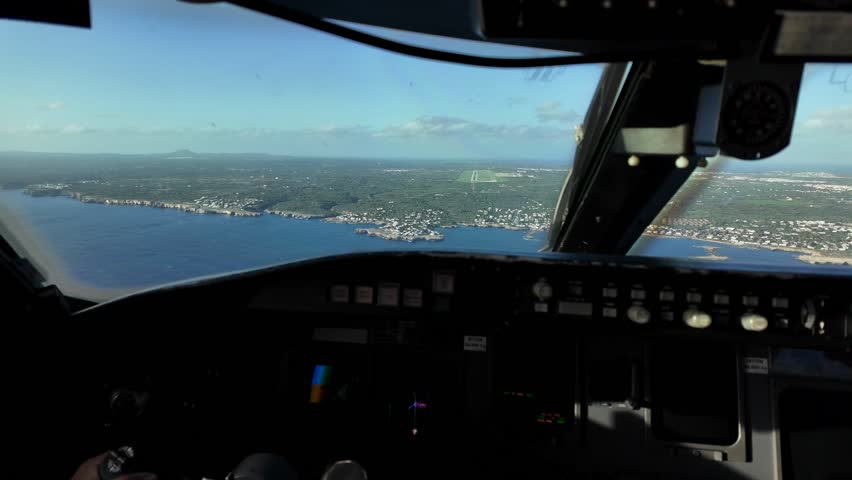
[77,252,852,480]
[248,252,852,345]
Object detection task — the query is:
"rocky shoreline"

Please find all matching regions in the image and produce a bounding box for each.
[23,188,262,217]
[643,233,852,266]
[19,188,559,244]
[689,245,729,261]
[354,227,444,242]
[66,192,261,217]
[265,209,328,219]
[17,189,852,259]
[794,254,852,266]
[456,222,527,231]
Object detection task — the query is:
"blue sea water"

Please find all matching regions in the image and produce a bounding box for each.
[630,236,809,267]
[0,190,548,290]
[0,190,845,295]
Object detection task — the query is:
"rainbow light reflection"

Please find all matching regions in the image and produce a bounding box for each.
[310,365,332,403]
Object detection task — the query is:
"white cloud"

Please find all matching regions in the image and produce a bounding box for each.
[803,118,824,129]
[4,117,572,141]
[535,101,580,123]
[374,116,473,137]
[538,101,562,112]
[803,106,852,131]
[46,101,65,110]
[138,126,190,135]
[375,115,568,139]
[234,128,275,138]
[5,122,98,135]
[61,123,86,134]
[537,111,580,123]
[302,124,372,136]
[3,123,53,134]
[111,125,369,138]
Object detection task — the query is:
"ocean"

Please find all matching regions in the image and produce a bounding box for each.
[0,190,844,297]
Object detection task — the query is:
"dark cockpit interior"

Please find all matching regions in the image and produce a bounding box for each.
[2,1,852,479]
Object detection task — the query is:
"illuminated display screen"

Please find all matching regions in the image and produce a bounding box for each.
[536,412,567,425]
[503,391,535,399]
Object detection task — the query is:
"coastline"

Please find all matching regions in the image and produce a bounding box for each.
[56,191,262,217]
[641,233,852,266]
[265,209,328,220]
[354,227,444,242]
[18,189,541,242]
[6,188,852,302]
[689,246,729,261]
[15,189,849,264]
[456,222,528,231]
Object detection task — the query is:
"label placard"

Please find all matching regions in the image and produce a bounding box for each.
[744,357,769,375]
[463,335,487,352]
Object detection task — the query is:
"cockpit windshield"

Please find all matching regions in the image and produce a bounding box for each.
[0,0,603,299]
[632,64,852,268]
[2,1,851,302]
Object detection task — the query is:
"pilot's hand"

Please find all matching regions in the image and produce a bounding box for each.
[70,453,157,480]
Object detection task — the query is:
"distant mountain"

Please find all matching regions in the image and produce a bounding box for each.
[164,149,197,157]
[156,149,199,158]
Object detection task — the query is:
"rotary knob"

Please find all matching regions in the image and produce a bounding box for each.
[683,309,712,329]
[740,313,769,332]
[627,305,651,324]
[532,278,553,301]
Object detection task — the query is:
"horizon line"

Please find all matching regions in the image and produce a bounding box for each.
[0,149,573,163]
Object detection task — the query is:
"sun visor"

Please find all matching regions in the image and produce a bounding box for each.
[774,11,852,58]
[1,1,90,29]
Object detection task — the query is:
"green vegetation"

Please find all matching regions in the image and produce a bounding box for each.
[648,171,852,259]
[456,170,499,183]
[4,151,851,259]
[2,151,567,240]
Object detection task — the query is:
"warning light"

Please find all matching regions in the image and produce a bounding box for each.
[502,391,535,398]
[536,412,564,425]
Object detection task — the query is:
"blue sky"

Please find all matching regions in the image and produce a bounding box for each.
[0,0,601,160]
[0,0,850,165]
[771,64,852,168]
